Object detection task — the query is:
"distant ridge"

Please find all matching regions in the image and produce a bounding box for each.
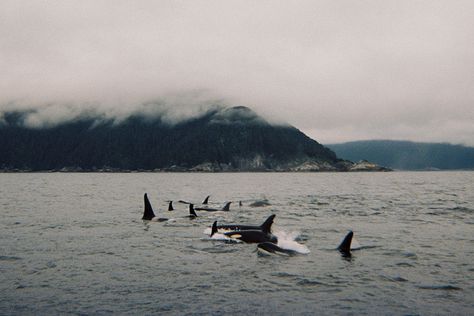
[327,140,474,170]
[0,105,384,172]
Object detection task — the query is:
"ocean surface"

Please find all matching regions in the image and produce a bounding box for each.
[0,172,473,315]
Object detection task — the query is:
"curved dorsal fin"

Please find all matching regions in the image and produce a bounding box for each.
[337,231,353,254]
[202,195,210,204]
[211,221,218,236]
[221,202,232,211]
[260,214,276,233]
[189,204,197,217]
[142,193,156,220]
[168,201,174,211]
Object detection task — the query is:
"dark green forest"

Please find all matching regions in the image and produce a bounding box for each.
[0,106,338,171]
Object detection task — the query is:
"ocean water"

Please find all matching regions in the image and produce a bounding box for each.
[0,172,473,315]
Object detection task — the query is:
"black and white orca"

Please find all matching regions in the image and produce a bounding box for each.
[142,193,168,222]
[337,231,354,257]
[213,214,275,233]
[210,220,277,244]
[195,202,231,212]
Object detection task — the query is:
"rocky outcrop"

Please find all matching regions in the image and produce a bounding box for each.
[347,160,391,172]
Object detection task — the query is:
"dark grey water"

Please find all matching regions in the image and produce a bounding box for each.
[1,172,473,315]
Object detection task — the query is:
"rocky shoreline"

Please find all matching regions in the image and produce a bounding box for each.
[0,160,391,173]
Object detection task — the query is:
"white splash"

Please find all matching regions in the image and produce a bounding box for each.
[274,230,310,254]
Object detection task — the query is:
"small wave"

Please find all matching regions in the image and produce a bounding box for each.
[381,275,408,282]
[450,206,473,213]
[416,284,462,291]
[199,246,240,254]
[296,278,325,286]
[0,255,22,261]
[402,252,418,259]
[271,272,299,278]
[351,237,361,250]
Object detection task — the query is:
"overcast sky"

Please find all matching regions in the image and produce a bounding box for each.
[1,1,473,145]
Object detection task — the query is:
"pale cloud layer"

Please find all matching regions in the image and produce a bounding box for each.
[1,1,473,145]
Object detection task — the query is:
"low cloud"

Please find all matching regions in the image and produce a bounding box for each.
[1,1,473,145]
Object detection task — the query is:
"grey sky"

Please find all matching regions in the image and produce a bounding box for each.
[1,1,473,145]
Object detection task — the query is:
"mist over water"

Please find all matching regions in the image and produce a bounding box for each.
[1,172,473,315]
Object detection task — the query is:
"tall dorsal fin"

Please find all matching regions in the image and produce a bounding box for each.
[221,202,231,212]
[168,201,174,211]
[260,214,276,233]
[202,195,210,205]
[338,231,353,254]
[189,204,197,217]
[211,221,218,237]
[142,193,156,220]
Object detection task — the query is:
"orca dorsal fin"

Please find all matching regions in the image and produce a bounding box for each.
[168,201,174,211]
[221,202,231,211]
[202,195,210,204]
[338,231,353,254]
[142,193,156,220]
[211,221,218,237]
[189,204,197,217]
[260,214,276,233]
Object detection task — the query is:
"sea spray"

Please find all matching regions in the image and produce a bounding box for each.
[274,230,310,254]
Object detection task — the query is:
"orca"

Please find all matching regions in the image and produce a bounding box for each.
[337,231,354,257]
[211,221,277,244]
[142,193,168,222]
[249,199,271,207]
[213,214,275,233]
[257,242,298,256]
[196,202,231,212]
[202,195,210,205]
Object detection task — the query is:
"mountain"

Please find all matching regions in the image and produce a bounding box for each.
[327,140,474,170]
[0,106,380,172]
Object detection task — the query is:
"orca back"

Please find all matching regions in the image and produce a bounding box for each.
[225,230,277,244]
[142,193,156,220]
[257,242,296,255]
[215,214,275,232]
